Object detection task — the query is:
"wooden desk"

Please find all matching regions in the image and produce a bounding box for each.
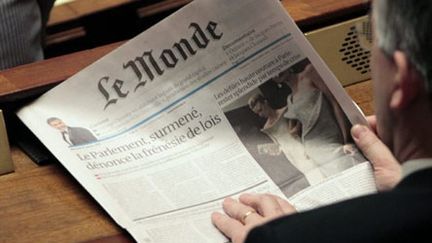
[0,1,371,242]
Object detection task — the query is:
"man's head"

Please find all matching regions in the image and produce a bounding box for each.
[248,94,274,118]
[371,0,432,159]
[47,117,67,132]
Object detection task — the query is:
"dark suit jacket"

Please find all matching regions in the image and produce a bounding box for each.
[0,0,54,70]
[246,168,432,243]
[224,106,309,198]
[65,126,97,146]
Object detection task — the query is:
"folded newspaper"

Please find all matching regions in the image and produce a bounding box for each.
[18,0,377,242]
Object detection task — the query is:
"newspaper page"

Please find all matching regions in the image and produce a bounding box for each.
[17,0,376,242]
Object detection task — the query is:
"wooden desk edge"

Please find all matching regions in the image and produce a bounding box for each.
[0,42,123,103]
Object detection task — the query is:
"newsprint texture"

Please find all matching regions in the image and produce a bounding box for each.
[18,0,376,242]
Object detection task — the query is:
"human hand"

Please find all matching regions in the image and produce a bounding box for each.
[211,193,296,243]
[351,116,402,191]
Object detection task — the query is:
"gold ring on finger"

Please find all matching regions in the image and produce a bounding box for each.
[241,210,256,224]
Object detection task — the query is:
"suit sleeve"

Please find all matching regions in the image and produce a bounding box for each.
[0,0,43,69]
[245,187,432,243]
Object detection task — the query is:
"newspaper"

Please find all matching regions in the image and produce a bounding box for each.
[17,0,377,242]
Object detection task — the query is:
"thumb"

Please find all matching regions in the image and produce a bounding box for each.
[351,124,401,191]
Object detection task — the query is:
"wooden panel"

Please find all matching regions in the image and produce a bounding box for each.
[48,4,78,26]
[49,0,133,26]
[283,0,369,27]
[137,0,192,18]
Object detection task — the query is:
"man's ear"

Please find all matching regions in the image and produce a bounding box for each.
[390,51,421,109]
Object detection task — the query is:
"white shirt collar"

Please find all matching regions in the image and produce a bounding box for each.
[401,158,432,179]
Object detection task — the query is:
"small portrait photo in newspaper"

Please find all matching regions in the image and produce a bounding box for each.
[46,117,98,147]
[223,58,367,198]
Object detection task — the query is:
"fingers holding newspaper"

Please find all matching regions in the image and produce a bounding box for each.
[212,193,296,243]
[351,116,402,191]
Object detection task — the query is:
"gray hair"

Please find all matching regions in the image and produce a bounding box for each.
[374,0,432,95]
